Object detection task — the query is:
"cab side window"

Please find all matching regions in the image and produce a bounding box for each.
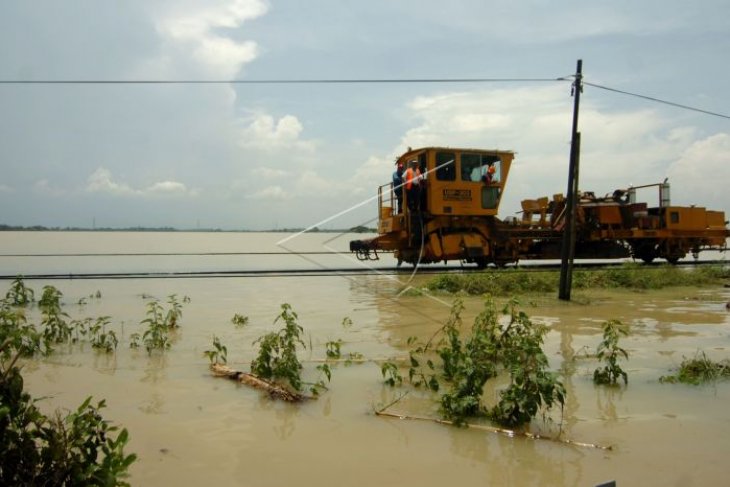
[462,153,501,183]
[435,152,455,181]
[461,153,482,181]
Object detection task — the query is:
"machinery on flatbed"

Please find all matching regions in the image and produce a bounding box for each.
[350,147,729,267]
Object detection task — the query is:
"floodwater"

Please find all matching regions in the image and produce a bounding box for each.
[2,232,730,486]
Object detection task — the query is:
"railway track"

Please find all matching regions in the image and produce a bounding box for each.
[0,259,725,280]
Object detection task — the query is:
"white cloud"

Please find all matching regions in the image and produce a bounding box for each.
[86,168,196,197]
[146,180,191,194]
[246,185,291,200]
[87,168,138,195]
[192,37,258,75]
[32,179,66,197]
[238,113,316,151]
[667,133,730,211]
[0,184,14,194]
[251,167,287,179]
[153,0,268,78]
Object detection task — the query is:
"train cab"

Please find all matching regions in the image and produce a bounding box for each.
[352,147,515,266]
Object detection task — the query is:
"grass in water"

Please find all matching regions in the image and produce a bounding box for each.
[425,263,729,296]
[660,352,730,385]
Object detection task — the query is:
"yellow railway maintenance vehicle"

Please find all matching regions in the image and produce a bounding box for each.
[349,147,729,267]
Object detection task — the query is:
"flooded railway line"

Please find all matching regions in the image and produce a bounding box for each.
[0,254,726,281]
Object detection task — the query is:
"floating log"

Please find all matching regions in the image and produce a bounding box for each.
[209,363,310,402]
[374,402,612,451]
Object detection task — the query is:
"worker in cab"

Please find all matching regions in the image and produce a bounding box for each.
[471,162,496,184]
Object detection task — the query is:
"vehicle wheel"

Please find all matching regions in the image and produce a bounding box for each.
[666,256,680,265]
[640,255,655,264]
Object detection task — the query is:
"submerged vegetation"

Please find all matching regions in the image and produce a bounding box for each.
[593,320,630,386]
[425,264,729,296]
[382,298,566,428]
[660,352,730,385]
[4,267,729,480]
[0,278,136,485]
[251,304,309,392]
[134,295,188,354]
[208,305,346,397]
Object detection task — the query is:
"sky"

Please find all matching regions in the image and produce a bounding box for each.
[0,0,728,230]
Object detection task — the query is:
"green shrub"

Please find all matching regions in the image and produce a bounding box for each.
[388,298,565,428]
[0,343,136,486]
[593,320,629,385]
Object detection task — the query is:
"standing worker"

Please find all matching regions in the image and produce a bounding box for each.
[392,162,404,213]
[404,160,422,211]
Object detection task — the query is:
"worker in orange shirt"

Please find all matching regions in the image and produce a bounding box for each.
[404,160,422,211]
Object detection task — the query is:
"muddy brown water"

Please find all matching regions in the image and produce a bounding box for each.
[3,232,730,486]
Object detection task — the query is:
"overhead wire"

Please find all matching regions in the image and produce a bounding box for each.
[0,77,565,85]
[583,80,730,120]
[2,75,726,119]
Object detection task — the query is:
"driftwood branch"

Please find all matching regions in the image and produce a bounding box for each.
[209,363,312,402]
[374,405,612,451]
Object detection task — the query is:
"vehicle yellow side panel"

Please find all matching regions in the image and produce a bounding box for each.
[596,206,623,225]
[666,207,707,230]
[706,210,726,229]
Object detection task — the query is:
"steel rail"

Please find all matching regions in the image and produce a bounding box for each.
[0,259,725,281]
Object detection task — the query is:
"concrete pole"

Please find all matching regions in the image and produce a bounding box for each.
[559,59,583,301]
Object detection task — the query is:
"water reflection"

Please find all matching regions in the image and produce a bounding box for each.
[559,323,580,436]
[446,427,583,487]
[92,352,117,375]
[141,354,169,384]
[596,387,624,422]
[139,393,165,415]
[255,395,300,440]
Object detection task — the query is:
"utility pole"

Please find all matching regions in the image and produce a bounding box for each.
[558,59,583,301]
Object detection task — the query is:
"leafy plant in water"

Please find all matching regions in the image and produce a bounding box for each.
[488,300,565,427]
[164,294,184,328]
[247,304,334,395]
[344,351,364,366]
[0,299,45,357]
[439,300,502,423]
[137,296,188,354]
[89,316,118,353]
[593,319,629,386]
[231,313,249,328]
[204,335,228,365]
[380,361,403,386]
[140,300,171,354]
[0,341,136,485]
[251,304,306,391]
[325,339,343,359]
[391,298,565,428]
[5,276,35,306]
[39,285,74,346]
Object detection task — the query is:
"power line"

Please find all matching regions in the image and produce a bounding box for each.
[0,77,564,85]
[584,81,730,120]
[3,75,726,119]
